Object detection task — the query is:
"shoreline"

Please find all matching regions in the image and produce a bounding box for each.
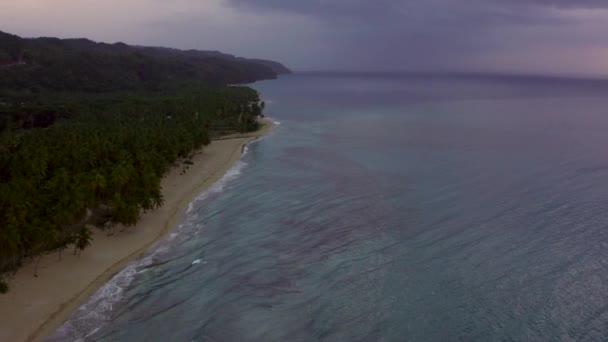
[0,121,273,342]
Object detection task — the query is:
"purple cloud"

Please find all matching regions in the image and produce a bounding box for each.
[2,0,608,74]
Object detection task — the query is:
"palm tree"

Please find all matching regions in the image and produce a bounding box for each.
[74,227,93,257]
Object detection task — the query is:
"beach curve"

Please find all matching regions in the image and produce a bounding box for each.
[0,121,273,342]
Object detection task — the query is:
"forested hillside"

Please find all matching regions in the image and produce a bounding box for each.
[0,30,290,94]
[0,31,284,292]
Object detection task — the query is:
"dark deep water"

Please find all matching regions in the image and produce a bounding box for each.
[51,73,608,341]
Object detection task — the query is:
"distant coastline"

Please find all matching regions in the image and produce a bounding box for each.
[0,120,273,342]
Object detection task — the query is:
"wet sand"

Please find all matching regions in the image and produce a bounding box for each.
[0,122,272,342]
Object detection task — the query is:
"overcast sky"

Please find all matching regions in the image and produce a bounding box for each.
[2,0,608,75]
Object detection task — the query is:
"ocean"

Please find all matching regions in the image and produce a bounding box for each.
[50,72,608,341]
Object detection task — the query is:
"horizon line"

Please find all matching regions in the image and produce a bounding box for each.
[287,69,608,82]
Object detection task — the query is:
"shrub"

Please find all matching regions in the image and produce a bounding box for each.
[0,279,9,294]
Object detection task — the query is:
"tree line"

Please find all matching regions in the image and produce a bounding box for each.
[0,87,265,291]
[0,30,289,95]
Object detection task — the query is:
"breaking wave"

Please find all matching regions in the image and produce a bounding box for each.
[47,139,263,341]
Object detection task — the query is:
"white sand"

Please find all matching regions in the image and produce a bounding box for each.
[0,122,272,342]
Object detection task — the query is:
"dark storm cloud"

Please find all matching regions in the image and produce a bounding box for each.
[221,0,608,73]
[505,0,608,9]
[2,0,608,73]
[227,0,608,15]
[222,0,580,30]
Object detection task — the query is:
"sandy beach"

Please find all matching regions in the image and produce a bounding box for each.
[0,121,272,342]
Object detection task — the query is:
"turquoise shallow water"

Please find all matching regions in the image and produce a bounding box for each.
[51,73,608,341]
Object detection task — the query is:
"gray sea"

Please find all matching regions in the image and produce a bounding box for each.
[51,72,608,341]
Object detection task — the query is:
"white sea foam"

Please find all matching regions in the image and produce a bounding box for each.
[49,227,181,341]
[186,162,246,213]
[50,262,143,340]
[50,138,263,341]
[192,159,247,206]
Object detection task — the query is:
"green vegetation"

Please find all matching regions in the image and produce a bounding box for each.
[0,30,290,95]
[0,279,8,293]
[0,87,265,278]
[0,30,280,290]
